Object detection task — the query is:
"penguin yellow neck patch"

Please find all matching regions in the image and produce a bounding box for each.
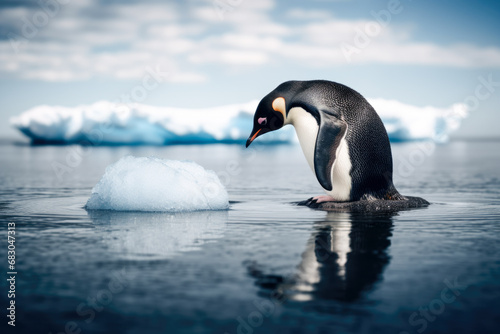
[272,97,286,118]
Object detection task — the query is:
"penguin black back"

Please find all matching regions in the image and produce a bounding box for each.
[305,81,402,201]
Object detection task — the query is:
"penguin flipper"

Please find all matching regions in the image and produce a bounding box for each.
[314,110,347,191]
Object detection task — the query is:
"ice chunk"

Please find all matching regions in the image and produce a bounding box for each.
[11,98,468,145]
[85,156,229,212]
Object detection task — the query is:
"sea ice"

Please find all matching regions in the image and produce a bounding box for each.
[85,156,229,212]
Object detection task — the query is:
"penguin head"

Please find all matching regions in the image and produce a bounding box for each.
[246,94,287,148]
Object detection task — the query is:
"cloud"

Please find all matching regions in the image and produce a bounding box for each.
[286,8,332,20]
[0,0,202,82]
[0,0,499,82]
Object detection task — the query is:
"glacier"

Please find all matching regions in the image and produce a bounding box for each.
[85,156,229,212]
[11,99,468,145]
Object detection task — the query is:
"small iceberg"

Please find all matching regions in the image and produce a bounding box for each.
[85,156,229,212]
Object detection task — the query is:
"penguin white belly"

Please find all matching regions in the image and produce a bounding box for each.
[329,136,352,201]
[287,107,318,171]
[287,107,352,201]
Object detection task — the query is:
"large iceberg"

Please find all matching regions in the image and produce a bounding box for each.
[11,99,467,145]
[85,156,229,212]
[369,99,468,143]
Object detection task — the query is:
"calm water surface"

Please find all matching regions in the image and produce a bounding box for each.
[0,141,499,334]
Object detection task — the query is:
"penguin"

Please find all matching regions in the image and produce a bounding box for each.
[246,80,406,203]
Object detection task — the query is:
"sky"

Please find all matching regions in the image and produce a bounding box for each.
[1,0,499,140]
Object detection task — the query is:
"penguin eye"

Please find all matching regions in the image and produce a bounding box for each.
[258,117,268,125]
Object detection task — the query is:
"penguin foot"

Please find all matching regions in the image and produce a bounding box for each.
[312,195,336,203]
[297,196,339,208]
[297,195,430,212]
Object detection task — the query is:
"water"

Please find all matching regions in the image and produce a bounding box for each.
[1,140,499,334]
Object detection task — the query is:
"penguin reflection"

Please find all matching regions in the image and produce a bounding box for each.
[248,212,394,303]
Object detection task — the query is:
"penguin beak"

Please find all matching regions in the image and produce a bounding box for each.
[245,129,262,148]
